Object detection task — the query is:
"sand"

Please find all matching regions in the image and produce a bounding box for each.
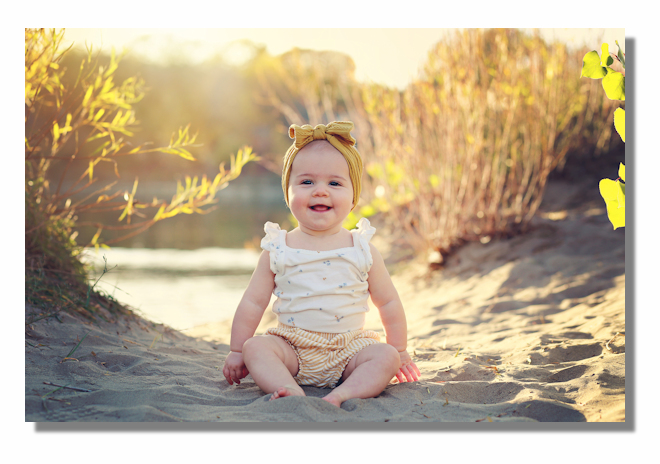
[25,180,625,423]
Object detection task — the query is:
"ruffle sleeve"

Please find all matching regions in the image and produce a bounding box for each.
[353,217,376,273]
[261,222,285,275]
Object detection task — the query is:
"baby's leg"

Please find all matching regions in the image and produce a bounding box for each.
[322,343,400,407]
[241,335,305,399]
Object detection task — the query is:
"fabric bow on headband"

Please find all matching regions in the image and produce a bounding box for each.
[289,121,357,150]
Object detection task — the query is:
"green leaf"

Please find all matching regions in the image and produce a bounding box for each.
[617,181,625,208]
[581,51,607,79]
[613,108,625,142]
[615,40,625,68]
[602,71,625,101]
[599,178,625,229]
[618,163,625,182]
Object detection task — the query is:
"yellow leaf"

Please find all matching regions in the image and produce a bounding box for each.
[159,210,178,220]
[599,178,625,229]
[619,163,625,182]
[101,77,114,95]
[153,205,166,221]
[82,86,93,107]
[613,108,625,143]
[119,110,133,126]
[118,179,139,222]
[211,173,222,190]
[111,110,123,126]
[600,43,610,67]
[103,49,118,78]
[197,178,209,199]
[118,205,130,222]
[91,228,102,245]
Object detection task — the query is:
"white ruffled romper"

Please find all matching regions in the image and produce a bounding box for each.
[260,217,381,388]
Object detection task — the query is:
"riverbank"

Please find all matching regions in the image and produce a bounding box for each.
[25,180,625,423]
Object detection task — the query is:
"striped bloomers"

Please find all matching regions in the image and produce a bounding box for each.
[266,322,381,388]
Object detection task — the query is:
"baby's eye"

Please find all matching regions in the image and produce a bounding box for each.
[329,181,341,187]
[301,180,313,185]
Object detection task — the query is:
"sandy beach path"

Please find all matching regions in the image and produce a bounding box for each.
[25,181,624,422]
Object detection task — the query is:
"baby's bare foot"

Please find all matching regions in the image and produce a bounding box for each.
[321,393,342,408]
[269,385,305,401]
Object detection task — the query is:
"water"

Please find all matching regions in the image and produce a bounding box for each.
[76,172,288,330]
[73,173,292,250]
[82,247,265,330]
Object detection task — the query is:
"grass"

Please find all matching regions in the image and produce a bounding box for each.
[26,199,133,324]
[40,383,68,412]
[25,261,131,324]
[61,332,89,362]
[26,191,126,323]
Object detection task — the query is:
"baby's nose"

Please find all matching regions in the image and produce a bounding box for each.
[312,185,329,196]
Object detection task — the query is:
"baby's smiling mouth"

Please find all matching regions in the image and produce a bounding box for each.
[310,205,332,212]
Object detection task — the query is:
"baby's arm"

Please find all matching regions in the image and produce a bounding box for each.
[367,243,421,383]
[222,250,275,385]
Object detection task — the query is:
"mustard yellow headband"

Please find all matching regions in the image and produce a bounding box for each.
[282,121,363,210]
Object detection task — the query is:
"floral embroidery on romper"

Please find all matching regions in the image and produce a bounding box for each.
[261,218,376,334]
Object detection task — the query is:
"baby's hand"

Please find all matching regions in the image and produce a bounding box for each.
[223,351,249,385]
[395,350,421,383]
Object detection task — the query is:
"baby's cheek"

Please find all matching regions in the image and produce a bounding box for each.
[289,195,307,216]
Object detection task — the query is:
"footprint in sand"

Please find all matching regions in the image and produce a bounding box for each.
[546,364,589,383]
[534,342,603,364]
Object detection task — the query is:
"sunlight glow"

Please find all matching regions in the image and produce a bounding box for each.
[62,28,624,90]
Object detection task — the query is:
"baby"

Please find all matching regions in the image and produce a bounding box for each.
[222,121,420,407]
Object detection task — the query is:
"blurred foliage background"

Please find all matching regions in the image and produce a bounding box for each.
[27,28,623,262]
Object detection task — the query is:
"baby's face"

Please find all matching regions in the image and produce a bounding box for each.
[288,141,354,235]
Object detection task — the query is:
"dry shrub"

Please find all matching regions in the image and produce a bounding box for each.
[26,28,255,254]
[25,29,255,319]
[256,29,621,261]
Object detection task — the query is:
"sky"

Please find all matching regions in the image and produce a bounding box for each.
[61,28,625,90]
